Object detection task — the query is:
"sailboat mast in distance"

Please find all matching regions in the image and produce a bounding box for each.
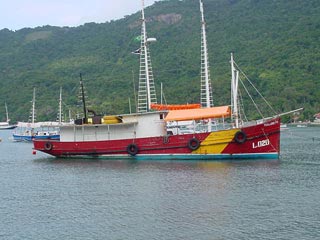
[5,102,9,122]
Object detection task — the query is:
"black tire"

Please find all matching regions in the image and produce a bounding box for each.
[234,131,247,144]
[44,142,53,151]
[187,138,200,151]
[127,144,139,156]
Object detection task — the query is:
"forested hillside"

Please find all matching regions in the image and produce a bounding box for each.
[0,0,319,122]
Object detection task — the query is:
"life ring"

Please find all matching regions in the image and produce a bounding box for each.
[234,131,247,144]
[127,143,139,156]
[187,138,200,151]
[44,142,53,151]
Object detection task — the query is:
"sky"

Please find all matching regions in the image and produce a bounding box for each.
[0,0,157,31]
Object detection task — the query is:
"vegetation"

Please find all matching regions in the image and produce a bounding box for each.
[0,0,319,122]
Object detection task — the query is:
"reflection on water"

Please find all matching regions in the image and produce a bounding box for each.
[33,156,281,177]
[0,127,320,239]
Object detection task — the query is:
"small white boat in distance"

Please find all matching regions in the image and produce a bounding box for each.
[0,103,17,130]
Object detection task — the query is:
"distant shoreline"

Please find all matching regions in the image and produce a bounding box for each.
[288,122,320,127]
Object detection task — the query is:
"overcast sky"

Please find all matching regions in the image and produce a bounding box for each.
[0,0,158,31]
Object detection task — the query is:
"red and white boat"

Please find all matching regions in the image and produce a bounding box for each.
[33,108,281,160]
[33,0,299,160]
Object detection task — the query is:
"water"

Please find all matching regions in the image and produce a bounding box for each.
[0,127,319,240]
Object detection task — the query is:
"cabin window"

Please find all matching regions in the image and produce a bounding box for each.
[160,114,164,120]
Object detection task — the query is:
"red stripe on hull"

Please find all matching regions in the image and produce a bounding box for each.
[34,132,210,157]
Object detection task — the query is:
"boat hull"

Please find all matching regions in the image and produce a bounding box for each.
[33,118,280,160]
[13,134,33,142]
[0,125,17,130]
[13,134,60,142]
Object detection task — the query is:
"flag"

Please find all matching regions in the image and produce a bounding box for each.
[134,35,142,42]
[131,48,141,55]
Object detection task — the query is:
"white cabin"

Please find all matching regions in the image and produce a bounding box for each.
[59,112,167,142]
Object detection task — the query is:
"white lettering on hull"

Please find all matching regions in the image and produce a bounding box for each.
[252,139,270,149]
[264,120,279,127]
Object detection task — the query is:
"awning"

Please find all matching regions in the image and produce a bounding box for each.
[165,106,231,122]
[150,103,201,110]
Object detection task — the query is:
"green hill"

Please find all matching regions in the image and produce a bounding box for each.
[0,0,319,122]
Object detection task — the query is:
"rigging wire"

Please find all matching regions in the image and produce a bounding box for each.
[239,76,264,119]
[234,61,277,115]
[237,87,248,123]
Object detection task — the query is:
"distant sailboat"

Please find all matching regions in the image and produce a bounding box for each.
[12,88,60,142]
[0,102,17,130]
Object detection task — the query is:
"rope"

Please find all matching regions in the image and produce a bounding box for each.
[262,128,277,152]
[239,77,264,119]
[238,84,249,123]
[234,61,278,115]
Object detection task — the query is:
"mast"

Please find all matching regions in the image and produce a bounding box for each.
[137,0,157,113]
[200,0,213,108]
[57,87,63,124]
[160,82,163,105]
[5,102,9,122]
[230,53,239,128]
[29,88,36,124]
[68,109,73,123]
[79,73,87,121]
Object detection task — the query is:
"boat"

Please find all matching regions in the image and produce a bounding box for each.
[280,123,289,131]
[13,121,60,142]
[13,88,61,142]
[0,103,17,130]
[296,124,307,128]
[33,0,300,160]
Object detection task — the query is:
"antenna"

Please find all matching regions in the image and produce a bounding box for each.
[132,69,137,113]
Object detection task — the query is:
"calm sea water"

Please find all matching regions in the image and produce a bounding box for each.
[0,127,319,240]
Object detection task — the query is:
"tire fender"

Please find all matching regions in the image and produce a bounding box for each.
[187,138,200,151]
[127,144,139,156]
[44,142,53,150]
[234,131,247,144]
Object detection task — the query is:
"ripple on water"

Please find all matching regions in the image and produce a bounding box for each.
[0,128,319,239]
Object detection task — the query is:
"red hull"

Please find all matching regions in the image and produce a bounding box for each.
[33,118,280,160]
